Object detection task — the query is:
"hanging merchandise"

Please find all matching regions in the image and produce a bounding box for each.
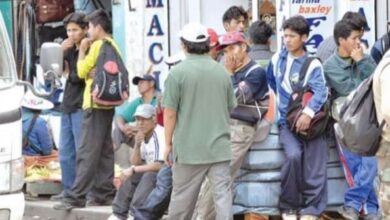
[16,0,38,81]
[35,0,74,24]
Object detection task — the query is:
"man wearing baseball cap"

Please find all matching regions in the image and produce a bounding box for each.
[164,27,220,66]
[195,31,269,220]
[113,73,159,149]
[108,104,171,220]
[163,22,236,220]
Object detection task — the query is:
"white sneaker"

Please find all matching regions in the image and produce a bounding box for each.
[107,214,122,220]
[300,215,318,220]
[282,213,298,220]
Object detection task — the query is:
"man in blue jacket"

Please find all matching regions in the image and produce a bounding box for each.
[267,15,328,220]
[324,20,379,220]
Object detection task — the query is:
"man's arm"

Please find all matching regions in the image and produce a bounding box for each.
[121,162,161,180]
[132,163,162,173]
[304,65,328,117]
[162,73,180,166]
[130,132,144,165]
[356,55,377,80]
[115,116,135,138]
[77,38,98,79]
[163,108,176,166]
[296,63,328,132]
[324,62,359,97]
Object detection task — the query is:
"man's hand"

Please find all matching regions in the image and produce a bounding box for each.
[80,38,91,53]
[163,144,173,167]
[120,167,134,181]
[61,38,74,51]
[88,68,96,79]
[121,124,137,137]
[351,45,364,62]
[225,54,240,74]
[295,113,312,133]
[134,131,145,147]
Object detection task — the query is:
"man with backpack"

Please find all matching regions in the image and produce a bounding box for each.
[54,9,127,210]
[267,15,329,220]
[324,20,379,220]
[373,51,390,220]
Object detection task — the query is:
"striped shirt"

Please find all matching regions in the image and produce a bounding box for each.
[140,125,165,163]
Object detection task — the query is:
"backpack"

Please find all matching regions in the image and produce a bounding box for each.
[382,32,390,55]
[335,74,386,156]
[91,40,129,106]
[285,57,330,140]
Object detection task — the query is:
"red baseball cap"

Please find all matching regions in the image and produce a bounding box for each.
[217,31,247,50]
[219,31,246,45]
[207,28,219,47]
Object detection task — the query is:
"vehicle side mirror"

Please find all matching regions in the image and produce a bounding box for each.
[17,42,64,97]
[40,42,63,79]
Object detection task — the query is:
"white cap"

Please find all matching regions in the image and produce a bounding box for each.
[134,104,156,119]
[179,23,209,43]
[22,90,54,110]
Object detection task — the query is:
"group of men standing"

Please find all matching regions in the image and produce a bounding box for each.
[48,4,390,220]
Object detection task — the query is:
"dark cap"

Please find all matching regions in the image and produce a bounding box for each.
[132,74,156,85]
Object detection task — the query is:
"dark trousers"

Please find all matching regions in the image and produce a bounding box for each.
[113,172,158,220]
[133,165,172,220]
[65,108,115,204]
[279,126,328,216]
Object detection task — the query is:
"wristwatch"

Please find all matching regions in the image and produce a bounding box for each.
[131,165,136,173]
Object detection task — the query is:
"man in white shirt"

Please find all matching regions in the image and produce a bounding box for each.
[108,104,166,220]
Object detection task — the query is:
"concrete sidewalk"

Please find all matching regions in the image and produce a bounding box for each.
[24,197,116,220]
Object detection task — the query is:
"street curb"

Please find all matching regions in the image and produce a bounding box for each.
[24,199,115,220]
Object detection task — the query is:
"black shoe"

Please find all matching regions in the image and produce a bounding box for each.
[363,214,382,220]
[50,192,65,201]
[337,206,359,220]
[86,198,113,207]
[53,201,85,211]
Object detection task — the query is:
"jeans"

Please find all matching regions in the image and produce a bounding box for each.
[133,165,172,220]
[112,172,158,220]
[59,109,83,195]
[341,146,379,215]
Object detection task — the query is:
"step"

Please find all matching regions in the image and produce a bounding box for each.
[24,197,114,220]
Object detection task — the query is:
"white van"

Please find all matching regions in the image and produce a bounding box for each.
[0,11,26,220]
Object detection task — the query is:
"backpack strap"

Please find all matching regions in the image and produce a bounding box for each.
[291,57,319,92]
[299,57,318,83]
[244,63,261,78]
